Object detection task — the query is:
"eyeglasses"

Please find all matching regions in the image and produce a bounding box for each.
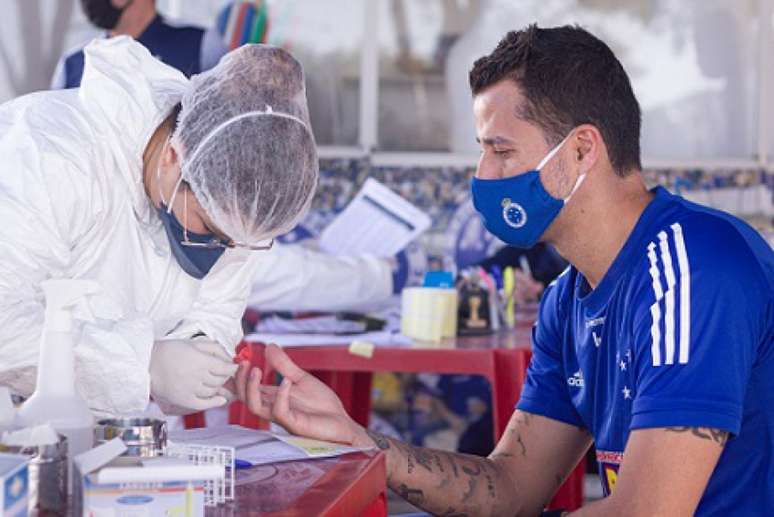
[165,171,274,252]
[180,229,275,251]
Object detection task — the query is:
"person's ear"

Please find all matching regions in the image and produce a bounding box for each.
[573,125,602,174]
[159,140,181,171]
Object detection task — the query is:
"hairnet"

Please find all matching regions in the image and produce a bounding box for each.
[172,44,318,245]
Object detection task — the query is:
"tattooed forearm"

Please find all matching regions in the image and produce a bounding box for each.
[462,463,482,476]
[447,452,460,478]
[365,430,512,515]
[412,446,435,472]
[434,453,445,473]
[462,473,478,501]
[397,483,425,506]
[461,462,483,501]
[666,427,729,446]
[391,439,432,474]
[485,472,496,499]
[366,429,391,450]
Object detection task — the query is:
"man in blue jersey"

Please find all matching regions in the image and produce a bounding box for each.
[51,0,204,89]
[232,24,774,516]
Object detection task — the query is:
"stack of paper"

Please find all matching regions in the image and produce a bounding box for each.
[168,425,367,467]
[319,178,431,257]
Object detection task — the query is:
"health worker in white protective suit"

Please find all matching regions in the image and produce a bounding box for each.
[0,36,318,417]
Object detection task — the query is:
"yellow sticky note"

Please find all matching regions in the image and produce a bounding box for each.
[349,340,375,358]
[281,436,344,457]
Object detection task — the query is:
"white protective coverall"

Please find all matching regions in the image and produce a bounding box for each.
[247,243,393,313]
[0,38,260,416]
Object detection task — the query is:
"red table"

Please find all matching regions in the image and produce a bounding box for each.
[206,450,387,517]
[212,323,584,511]
[235,328,533,441]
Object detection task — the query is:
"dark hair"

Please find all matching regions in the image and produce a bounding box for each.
[469,24,641,176]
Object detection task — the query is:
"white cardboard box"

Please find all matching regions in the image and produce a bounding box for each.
[74,439,221,516]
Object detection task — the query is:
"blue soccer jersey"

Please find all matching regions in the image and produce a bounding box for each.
[517,186,774,515]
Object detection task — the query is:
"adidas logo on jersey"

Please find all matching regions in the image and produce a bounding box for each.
[567,370,585,388]
[585,316,606,328]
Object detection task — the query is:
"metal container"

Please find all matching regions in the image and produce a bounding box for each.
[94,418,167,457]
[0,434,68,514]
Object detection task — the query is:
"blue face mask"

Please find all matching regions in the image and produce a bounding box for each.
[156,143,225,280]
[471,133,586,249]
[157,204,225,279]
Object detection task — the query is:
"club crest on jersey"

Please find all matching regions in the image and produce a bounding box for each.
[501,198,527,228]
[596,450,623,496]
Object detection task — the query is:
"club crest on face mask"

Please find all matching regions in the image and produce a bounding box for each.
[501,198,527,229]
[471,132,587,249]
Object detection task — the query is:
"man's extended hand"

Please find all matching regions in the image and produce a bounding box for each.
[234,344,366,445]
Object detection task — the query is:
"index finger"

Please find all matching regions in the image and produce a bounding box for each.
[245,368,272,420]
[234,361,251,402]
[265,344,307,384]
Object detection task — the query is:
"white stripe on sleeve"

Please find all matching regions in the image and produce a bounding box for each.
[658,231,678,365]
[671,223,692,364]
[647,242,664,366]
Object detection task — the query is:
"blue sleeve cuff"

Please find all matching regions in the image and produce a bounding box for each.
[631,396,742,435]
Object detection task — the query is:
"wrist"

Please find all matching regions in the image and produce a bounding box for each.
[347,420,373,448]
[349,425,401,482]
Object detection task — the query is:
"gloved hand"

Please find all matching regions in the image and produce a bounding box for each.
[150,339,238,415]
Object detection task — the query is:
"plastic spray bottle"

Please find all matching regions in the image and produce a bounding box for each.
[16,279,100,488]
